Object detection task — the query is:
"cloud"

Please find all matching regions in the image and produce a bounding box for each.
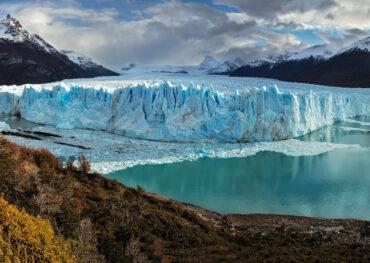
[317,28,370,49]
[217,0,370,31]
[217,31,306,60]
[0,0,368,68]
[0,0,306,67]
[276,0,370,31]
[216,0,337,19]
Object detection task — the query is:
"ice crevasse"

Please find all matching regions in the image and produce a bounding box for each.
[0,80,369,142]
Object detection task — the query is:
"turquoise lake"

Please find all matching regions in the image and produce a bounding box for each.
[108,117,370,219]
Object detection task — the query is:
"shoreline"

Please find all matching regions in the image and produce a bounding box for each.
[0,114,363,174]
[0,136,369,261]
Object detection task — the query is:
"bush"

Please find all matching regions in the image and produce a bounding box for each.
[0,197,76,263]
[79,156,91,174]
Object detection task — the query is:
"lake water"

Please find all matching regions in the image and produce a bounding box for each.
[108,116,370,220]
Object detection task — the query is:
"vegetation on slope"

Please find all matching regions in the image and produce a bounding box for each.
[0,135,369,262]
[0,197,75,263]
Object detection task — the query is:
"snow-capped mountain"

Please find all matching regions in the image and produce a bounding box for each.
[232,57,246,67]
[61,50,118,77]
[198,56,220,71]
[0,14,58,54]
[121,63,136,71]
[197,56,241,74]
[245,44,336,67]
[0,15,117,85]
[120,56,242,75]
[337,36,370,54]
[119,64,199,75]
[286,44,336,60]
[232,36,370,88]
[207,61,238,74]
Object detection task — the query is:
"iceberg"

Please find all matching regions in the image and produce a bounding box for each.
[0,121,11,132]
[0,76,369,143]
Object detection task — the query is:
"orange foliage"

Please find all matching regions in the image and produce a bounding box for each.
[0,197,76,263]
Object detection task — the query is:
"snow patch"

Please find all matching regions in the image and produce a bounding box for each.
[338,36,370,54]
[61,50,103,70]
[0,16,57,53]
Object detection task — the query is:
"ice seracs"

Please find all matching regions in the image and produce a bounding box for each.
[0,75,369,143]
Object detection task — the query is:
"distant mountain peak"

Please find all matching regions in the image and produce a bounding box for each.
[121,63,136,71]
[198,55,220,70]
[0,15,118,85]
[1,15,27,41]
[286,44,336,61]
[245,44,337,67]
[338,36,370,54]
[0,15,57,53]
[61,50,118,76]
[61,50,95,66]
[231,36,370,88]
[232,57,246,67]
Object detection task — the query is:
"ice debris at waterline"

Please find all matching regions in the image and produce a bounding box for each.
[0,121,11,132]
[1,78,370,142]
[3,124,361,174]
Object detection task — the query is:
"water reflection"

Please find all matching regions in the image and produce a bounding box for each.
[109,118,370,219]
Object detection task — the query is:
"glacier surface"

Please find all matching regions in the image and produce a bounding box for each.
[0,75,370,143]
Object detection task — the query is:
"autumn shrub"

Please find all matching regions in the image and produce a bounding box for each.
[0,197,76,263]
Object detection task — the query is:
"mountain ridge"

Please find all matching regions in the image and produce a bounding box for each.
[0,15,118,85]
[231,36,370,88]
[61,50,118,78]
[120,55,243,75]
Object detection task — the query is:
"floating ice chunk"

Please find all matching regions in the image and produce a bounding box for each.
[0,121,11,132]
[340,127,370,133]
[344,119,370,126]
[2,123,362,174]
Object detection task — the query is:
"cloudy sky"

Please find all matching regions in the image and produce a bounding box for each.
[1,0,369,68]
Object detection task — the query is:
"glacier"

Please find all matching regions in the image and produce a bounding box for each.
[1,113,362,174]
[0,75,370,143]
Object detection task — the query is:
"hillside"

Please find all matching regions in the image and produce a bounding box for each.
[0,197,75,262]
[0,136,369,262]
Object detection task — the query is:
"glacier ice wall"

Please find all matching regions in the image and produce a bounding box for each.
[0,81,369,142]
